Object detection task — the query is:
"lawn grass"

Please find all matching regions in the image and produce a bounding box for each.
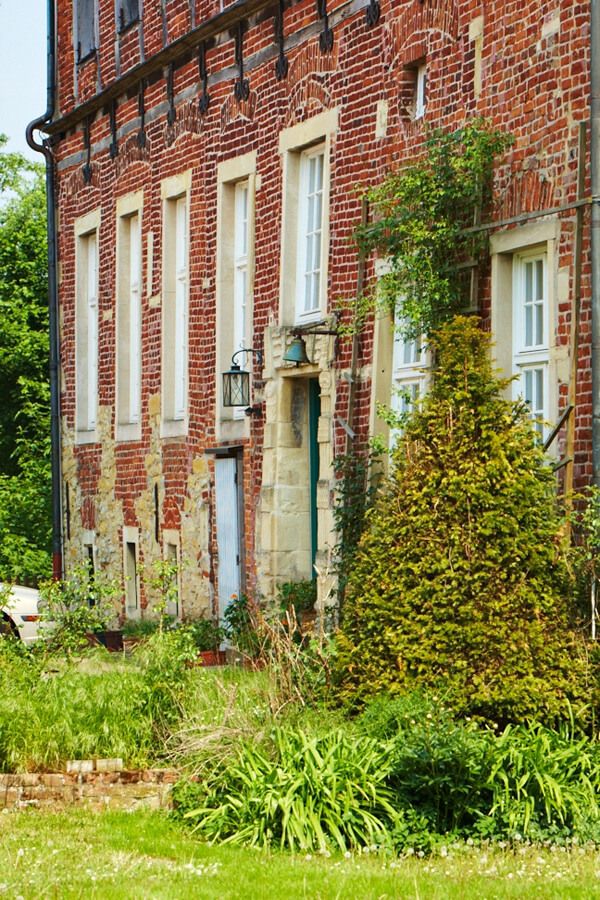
[1,808,600,899]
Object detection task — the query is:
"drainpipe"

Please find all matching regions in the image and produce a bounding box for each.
[592,0,600,484]
[25,0,62,579]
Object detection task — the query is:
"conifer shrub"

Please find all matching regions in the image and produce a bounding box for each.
[336,317,592,725]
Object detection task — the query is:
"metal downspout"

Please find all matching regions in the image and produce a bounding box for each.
[592,0,600,484]
[25,0,62,578]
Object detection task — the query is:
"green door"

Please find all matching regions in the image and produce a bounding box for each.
[308,379,321,576]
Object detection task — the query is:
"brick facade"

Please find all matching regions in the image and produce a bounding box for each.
[47,0,592,619]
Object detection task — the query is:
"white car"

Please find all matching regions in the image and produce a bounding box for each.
[0,583,41,644]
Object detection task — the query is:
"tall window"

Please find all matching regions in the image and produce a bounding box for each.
[117,208,142,436]
[513,252,548,437]
[296,146,325,321]
[390,328,426,446]
[163,193,188,429]
[76,229,98,434]
[233,181,249,355]
[75,0,97,61]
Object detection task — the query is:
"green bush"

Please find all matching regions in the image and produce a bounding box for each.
[336,317,592,726]
[177,727,398,852]
[360,692,492,834]
[479,721,600,841]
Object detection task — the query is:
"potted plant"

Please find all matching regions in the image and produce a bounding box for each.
[188,618,227,666]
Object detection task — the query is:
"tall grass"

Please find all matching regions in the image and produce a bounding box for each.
[0,630,195,772]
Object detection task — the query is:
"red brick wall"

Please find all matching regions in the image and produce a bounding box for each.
[52,0,592,605]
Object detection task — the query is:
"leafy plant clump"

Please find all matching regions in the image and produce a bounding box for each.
[175,727,398,852]
[356,120,512,340]
[336,317,592,725]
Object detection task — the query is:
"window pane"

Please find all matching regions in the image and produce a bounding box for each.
[535,259,544,301]
[524,303,532,347]
[77,0,96,59]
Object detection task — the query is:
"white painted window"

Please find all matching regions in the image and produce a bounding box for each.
[233,180,250,419]
[233,181,249,355]
[415,63,427,119]
[390,328,426,446]
[296,146,325,322]
[173,197,188,420]
[117,211,142,433]
[512,252,549,438]
[162,191,189,431]
[76,230,98,434]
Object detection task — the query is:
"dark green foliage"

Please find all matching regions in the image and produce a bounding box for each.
[360,693,491,835]
[356,121,512,339]
[359,692,600,847]
[185,617,226,651]
[479,721,600,842]
[332,450,380,608]
[336,317,591,725]
[277,579,317,615]
[223,593,261,657]
[0,136,50,582]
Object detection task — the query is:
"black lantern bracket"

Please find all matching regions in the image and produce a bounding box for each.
[234,21,250,102]
[198,41,211,114]
[222,347,264,413]
[274,0,289,81]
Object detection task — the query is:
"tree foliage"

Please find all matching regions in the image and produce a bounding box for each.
[0,135,51,583]
[335,318,592,726]
[356,121,512,340]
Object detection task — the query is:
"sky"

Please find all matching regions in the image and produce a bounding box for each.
[0,0,47,161]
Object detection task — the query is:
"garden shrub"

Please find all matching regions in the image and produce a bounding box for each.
[177,727,398,852]
[336,317,592,726]
[478,721,600,842]
[360,692,492,834]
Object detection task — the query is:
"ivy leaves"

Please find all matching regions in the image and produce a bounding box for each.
[356,120,512,340]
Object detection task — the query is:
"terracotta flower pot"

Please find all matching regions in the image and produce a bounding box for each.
[198,649,227,667]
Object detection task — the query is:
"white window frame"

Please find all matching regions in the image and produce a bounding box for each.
[216,152,257,438]
[116,191,143,441]
[161,171,191,438]
[295,146,325,322]
[512,250,549,439]
[233,181,250,420]
[75,209,101,443]
[279,108,338,326]
[390,328,428,447]
[490,221,559,448]
[122,525,140,620]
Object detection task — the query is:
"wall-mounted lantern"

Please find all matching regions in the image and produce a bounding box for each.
[222,347,263,412]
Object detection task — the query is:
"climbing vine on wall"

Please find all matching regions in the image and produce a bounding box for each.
[355,119,512,340]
